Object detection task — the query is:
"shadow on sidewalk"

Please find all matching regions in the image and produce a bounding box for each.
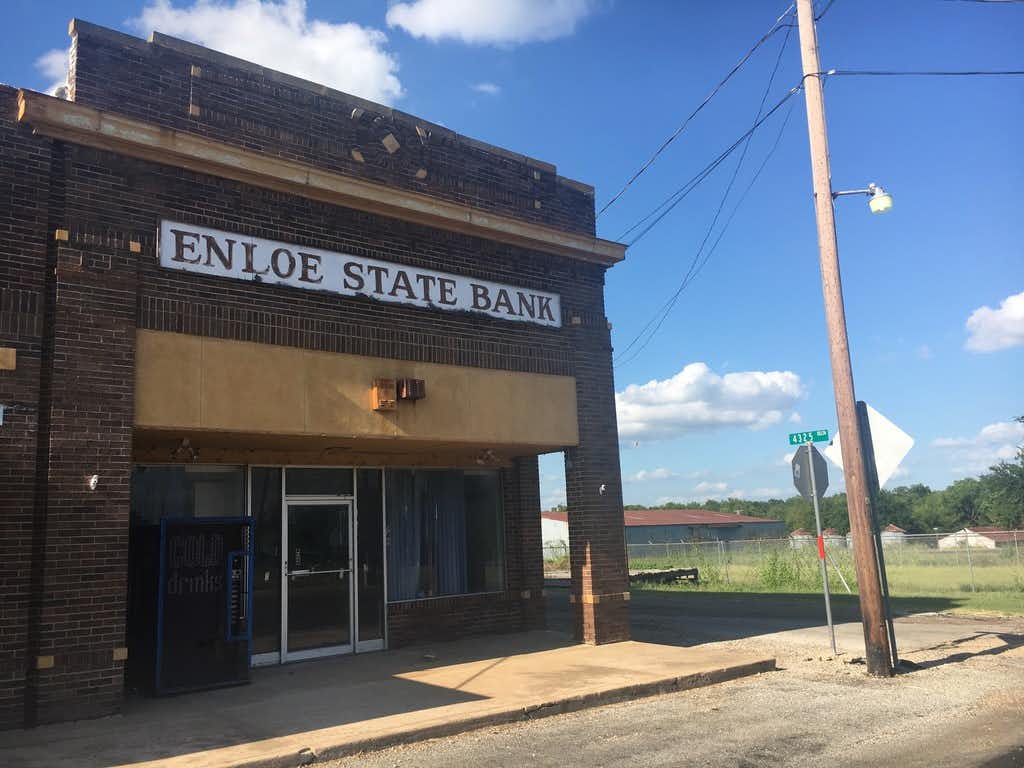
[1,630,575,768]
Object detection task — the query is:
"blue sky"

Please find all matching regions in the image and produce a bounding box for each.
[5,0,1021,508]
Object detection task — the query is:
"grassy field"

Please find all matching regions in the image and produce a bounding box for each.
[547,541,1024,616]
[633,579,1024,616]
[623,585,1024,619]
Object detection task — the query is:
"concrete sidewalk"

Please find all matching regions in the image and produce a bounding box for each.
[1,631,774,768]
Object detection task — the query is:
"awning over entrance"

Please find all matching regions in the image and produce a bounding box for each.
[133,330,580,465]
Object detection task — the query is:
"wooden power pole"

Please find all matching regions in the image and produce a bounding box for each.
[794,0,893,676]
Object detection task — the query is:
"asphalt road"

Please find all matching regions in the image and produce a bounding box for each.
[326,589,1024,768]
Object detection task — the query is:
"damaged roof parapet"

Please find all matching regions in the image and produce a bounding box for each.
[67,18,597,199]
[17,90,626,265]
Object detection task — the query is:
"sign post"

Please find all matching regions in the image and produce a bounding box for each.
[855,402,901,668]
[824,402,913,669]
[792,440,837,656]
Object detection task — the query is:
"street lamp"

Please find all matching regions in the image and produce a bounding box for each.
[832,183,893,214]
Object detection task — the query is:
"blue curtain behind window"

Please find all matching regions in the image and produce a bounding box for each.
[386,470,421,601]
[430,471,467,596]
[386,470,469,600]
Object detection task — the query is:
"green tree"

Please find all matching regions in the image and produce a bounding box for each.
[911,491,958,532]
[979,453,1024,529]
[876,484,931,531]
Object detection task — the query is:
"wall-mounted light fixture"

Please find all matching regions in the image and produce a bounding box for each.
[397,378,426,401]
[371,378,397,411]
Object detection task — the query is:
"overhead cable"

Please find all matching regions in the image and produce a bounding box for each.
[614,31,797,365]
[617,84,801,248]
[596,3,796,218]
[615,82,799,368]
[825,68,1024,76]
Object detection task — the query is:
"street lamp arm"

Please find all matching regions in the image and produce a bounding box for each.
[832,183,893,214]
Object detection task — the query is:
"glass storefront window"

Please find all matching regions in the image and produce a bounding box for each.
[251,467,282,655]
[285,467,354,496]
[130,465,245,525]
[385,469,504,602]
[357,469,385,643]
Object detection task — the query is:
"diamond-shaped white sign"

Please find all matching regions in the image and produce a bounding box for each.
[824,404,913,488]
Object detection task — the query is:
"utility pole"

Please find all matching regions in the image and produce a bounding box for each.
[794,0,893,676]
[807,443,837,656]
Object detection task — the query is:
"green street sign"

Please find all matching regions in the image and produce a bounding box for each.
[789,429,829,446]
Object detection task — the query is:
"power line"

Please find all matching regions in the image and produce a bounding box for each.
[651,26,794,304]
[814,0,838,20]
[827,68,1024,76]
[614,31,797,365]
[596,3,796,218]
[618,85,801,247]
[614,99,799,369]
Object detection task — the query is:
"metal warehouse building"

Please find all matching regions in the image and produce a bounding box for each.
[543,509,786,546]
[0,20,630,727]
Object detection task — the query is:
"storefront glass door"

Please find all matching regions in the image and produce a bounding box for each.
[250,467,385,666]
[282,501,353,661]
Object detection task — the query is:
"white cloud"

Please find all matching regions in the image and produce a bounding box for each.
[694,480,728,494]
[965,291,1024,352]
[471,81,501,95]
[789,411,802,424]
[781,452,795,466]
[131,0,403,104]
[625,467,678,483]
[541,487,566,509]
[386,0,597,45]
[616,362,804,441]
[916,344,933,360]
[35,48,68,95]
[933,420,1024,474]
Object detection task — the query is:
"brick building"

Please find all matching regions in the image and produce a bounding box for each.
[0,20,629,728]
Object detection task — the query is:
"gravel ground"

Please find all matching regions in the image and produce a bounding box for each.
[325,603,1024,768]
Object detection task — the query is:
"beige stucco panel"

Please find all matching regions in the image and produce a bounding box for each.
[200,339,307,433]
[135,330,579,448]
[133,331,203,428]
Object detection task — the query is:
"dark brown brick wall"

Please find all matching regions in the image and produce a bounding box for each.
[68,21,596,238]
[55,143,603,378]
[27,243,137,725]
[564,320,631,644]
[0,85,52,730]
[0,17,628,727]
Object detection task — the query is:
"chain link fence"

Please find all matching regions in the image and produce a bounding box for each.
[544,531,1024,597]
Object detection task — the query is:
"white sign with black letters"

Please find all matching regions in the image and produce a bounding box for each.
[157,220,562,328]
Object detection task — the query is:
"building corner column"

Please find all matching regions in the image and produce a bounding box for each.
[564,310,629,644]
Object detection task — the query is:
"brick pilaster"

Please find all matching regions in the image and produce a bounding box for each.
[565,315,630,644]
[510,456,545,629]
[0,86,52,729]
[25,243,137,724]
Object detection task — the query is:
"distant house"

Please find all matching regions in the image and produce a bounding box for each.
[938,527,1024,550]
[822,528,845,547]
[880,524,907,546]
[541,508,786,548]
[790,528,816,549]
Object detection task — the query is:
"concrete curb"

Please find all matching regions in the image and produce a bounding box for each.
[234,658,776,768]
